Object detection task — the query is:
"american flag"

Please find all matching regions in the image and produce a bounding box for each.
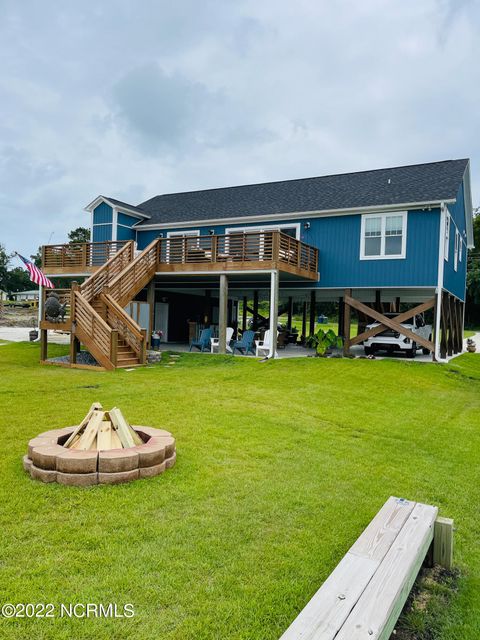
[17,254,55,289]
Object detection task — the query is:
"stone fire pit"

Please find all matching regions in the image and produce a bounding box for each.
[23,404,176,486]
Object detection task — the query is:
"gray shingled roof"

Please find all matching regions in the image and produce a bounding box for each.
[101,196,149,216]
[125,159,469,226]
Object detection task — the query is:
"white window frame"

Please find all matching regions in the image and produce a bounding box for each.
[454,229,459,272]
[459,235,463,263]
[225,223,300,260]
[359,212,407,260]
[166,230,200,262]
[444,213,450,262]
[225,222,301,239]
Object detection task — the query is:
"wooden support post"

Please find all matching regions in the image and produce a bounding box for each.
[110,330,118,367]
[375,289,382,312]
[287,296,293,331]
[219,274,228,354]
[204,290,212,325]
[338,296,344,338]
[252,290,259,331]
[343,289,352,356]
[70,335,80,364]
[433,517,454,569]
[302,301,307,344]
[242,296,247,331]
[309,290,316,337]
[40,328,48,361]
[440,291,448,359]
[147,279,155,348]
[139,329,147,364]
[269,270,279,358]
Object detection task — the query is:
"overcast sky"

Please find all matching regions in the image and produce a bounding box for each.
[1,0,479,258]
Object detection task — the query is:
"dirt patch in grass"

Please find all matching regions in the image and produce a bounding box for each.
[0,306,38,327]
[393,566,461,639]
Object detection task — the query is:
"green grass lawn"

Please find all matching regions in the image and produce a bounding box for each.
[0,343,479,639]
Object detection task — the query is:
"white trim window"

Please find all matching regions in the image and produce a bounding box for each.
[459,234,463,263]
[454,229,460,272]
[444,213,450,262]
[360,212,407,260]
[166,230,200,262]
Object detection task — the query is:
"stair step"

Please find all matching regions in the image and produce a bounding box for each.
[116,358,140,366]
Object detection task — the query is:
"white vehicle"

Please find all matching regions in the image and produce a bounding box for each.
[363,313,432,358]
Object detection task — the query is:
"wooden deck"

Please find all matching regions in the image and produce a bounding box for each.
[42,232,319,280]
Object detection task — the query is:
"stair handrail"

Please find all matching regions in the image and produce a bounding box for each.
[100,292,146,362]
[80,240,135,302]
[108,237,160,304]
[73,290,114,367]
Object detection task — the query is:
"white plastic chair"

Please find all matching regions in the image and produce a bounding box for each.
[210,327,234,353]
[255,330,278,357]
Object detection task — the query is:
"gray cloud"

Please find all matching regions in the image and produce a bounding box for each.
[0,0,478,258]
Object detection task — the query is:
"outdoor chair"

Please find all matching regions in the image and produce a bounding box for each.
[210,327,234,353]
[232,330,256,355]
[255,329,279,357]
[189,327,212,352]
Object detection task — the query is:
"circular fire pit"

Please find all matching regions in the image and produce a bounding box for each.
[23,426,176,486]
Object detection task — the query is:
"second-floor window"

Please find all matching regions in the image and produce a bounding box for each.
[360,212,407,259]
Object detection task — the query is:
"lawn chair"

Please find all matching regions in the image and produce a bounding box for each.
[255,329,278,357]
[232,330,256,355]
[189,327,212,352]
[210,327,234,353]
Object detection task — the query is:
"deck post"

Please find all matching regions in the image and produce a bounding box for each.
[219,274,228,354]
[287,296,293,331]
[309,290,316,337]
[302,301,307,343]
[269,270,279,358]
[343,288,352,356]
[40,329,48,361]
[338,296,344,338]
[147,279,155,348]
[242,296,247,331]
[253,290,259,330]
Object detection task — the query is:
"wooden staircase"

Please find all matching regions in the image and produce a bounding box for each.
[70,239,158,370]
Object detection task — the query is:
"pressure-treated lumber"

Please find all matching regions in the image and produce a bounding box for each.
[280,497,415,640]
[279,498,442,640]
[433,517,454,570]
[109,407,135,448]
[78,410,105,451]
[97,420,112,451]
[64,402,103,448]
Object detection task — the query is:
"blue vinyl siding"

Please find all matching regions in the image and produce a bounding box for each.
[117,225,136,241]
[443,182,468,300]
[118,212,138,227]
[136,208,440,288]
[92,224,113,242]
[93,202,113,224]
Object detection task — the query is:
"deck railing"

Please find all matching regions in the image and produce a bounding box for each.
[42,241,130,274]
[156,231,318,277]
[41,288,72,323]
[41,232,319,280]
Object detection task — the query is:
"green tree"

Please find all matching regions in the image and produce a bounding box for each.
[68,227,90,243]
[466,208,480,305]
[0,244,10,293]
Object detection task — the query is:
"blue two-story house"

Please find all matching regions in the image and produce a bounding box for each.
[40,159,473,368]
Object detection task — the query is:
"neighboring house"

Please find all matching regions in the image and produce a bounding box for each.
[40,159,474,369]
[12,290,39,302]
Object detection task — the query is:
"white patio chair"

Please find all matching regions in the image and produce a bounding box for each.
[210,327,234,353]
[255,329,278,357]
